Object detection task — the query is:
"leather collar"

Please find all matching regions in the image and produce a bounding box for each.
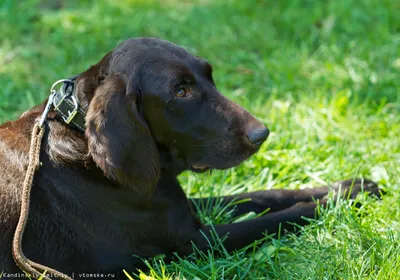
[51,74,86,132]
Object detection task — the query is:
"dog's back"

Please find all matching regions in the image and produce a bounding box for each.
[0,110,35,272]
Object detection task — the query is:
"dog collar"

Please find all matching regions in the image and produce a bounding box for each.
[51,74,86,131]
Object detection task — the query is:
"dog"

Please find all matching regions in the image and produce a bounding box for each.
[0,38,380,279]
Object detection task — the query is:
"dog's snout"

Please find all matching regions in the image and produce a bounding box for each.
[246,127,269,145]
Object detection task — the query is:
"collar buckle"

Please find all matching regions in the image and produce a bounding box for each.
[43,75,86,132]
[60,94,79,124]
[53,79,79,125]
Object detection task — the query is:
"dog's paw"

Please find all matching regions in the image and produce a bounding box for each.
[328,179,382,200]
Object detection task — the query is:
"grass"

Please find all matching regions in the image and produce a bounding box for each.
[1,0,399,279]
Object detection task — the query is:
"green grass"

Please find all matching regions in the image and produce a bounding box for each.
[1,0,399,279]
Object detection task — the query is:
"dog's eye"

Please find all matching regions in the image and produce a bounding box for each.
[176,87,189,98]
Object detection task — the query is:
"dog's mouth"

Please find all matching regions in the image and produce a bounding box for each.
[189,164,210,173]
[188,154,252,173]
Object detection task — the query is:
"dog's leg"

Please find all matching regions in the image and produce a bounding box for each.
[191,179,379,217]
[179,179,381,256]
[193,200,321,253]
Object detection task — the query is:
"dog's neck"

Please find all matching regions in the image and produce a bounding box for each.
[44,112,188,185]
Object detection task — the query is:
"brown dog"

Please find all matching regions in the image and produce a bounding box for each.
[0,38,379,279]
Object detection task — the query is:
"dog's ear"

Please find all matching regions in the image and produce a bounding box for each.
[85,73,160,195]
[75,52,112,110]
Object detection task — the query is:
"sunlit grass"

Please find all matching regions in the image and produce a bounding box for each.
[1,0,399,279]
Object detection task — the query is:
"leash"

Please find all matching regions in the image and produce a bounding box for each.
[12,80,78,280]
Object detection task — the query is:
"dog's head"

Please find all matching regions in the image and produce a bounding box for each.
[78,38,268,193]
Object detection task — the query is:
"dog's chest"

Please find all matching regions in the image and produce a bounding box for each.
[24,170,199,272]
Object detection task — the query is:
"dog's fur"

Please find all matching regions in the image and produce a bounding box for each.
[0,38,380,279]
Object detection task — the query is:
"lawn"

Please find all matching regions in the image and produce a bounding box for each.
[1,0,399,279]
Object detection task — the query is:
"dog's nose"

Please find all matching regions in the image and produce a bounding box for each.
[246,127,269,145]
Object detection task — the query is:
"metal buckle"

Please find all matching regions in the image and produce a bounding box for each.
[39,79,74,127]
[51,79,79,124]
[62,95,78,124]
